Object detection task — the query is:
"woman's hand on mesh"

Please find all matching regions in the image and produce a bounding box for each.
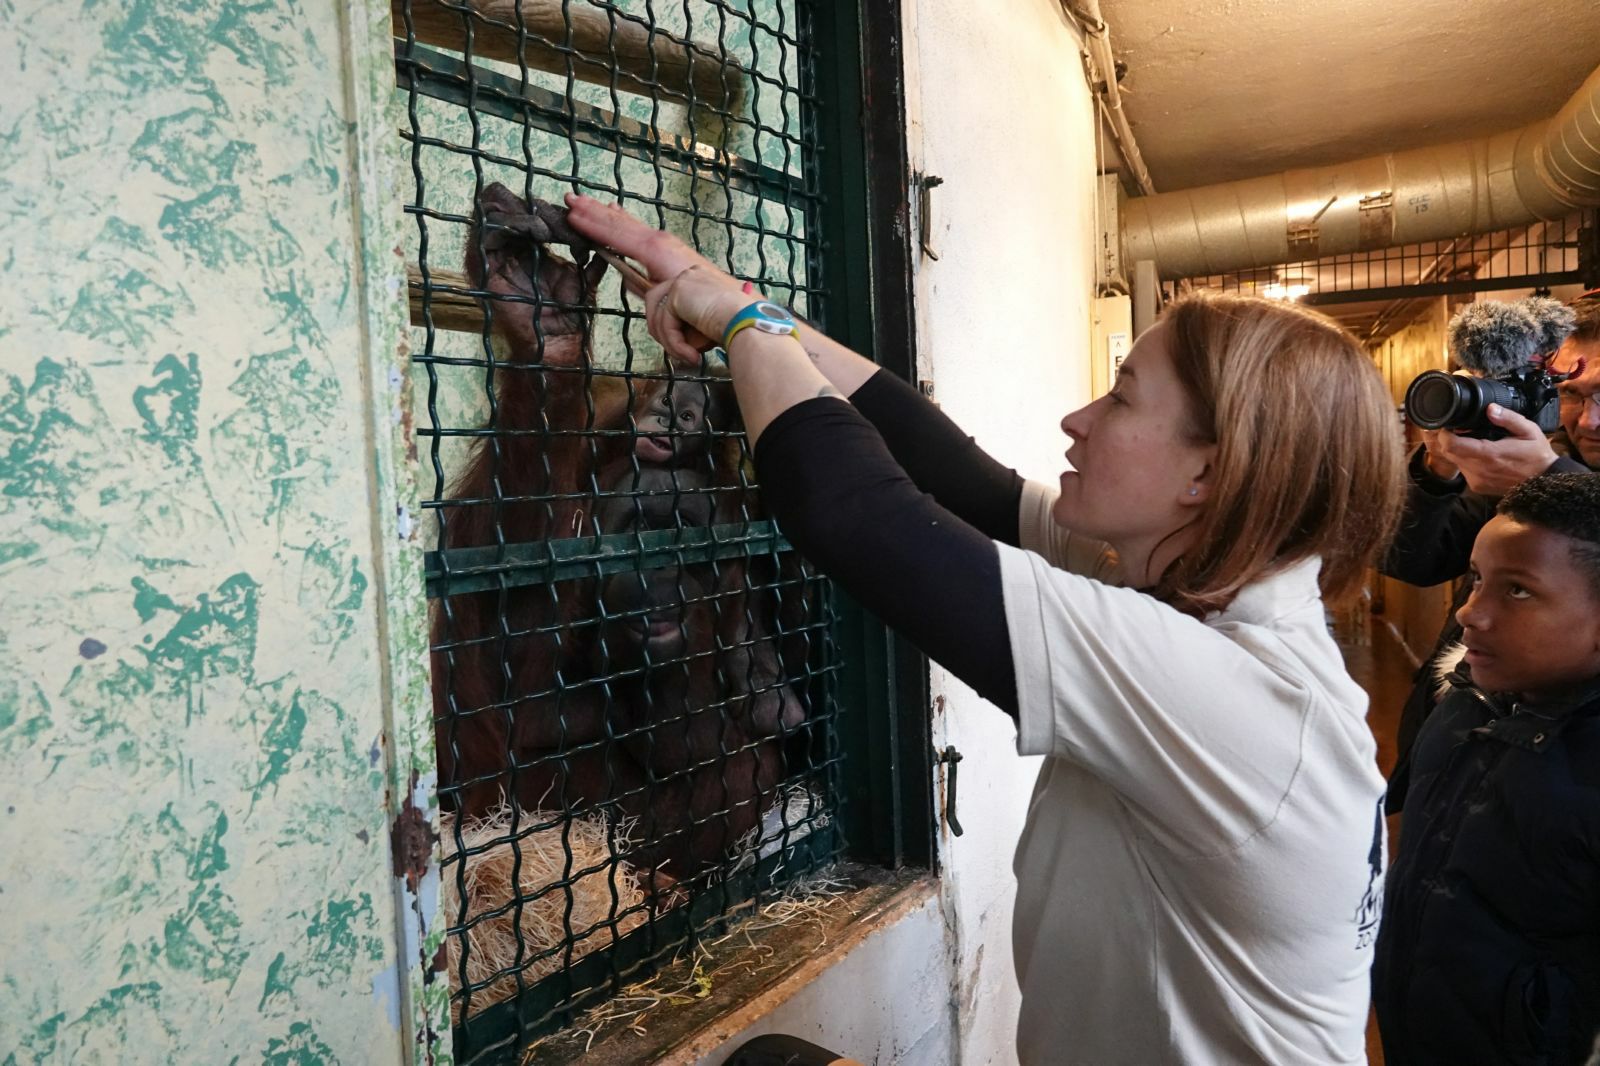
[636,267,752,367]
[564,193,714,280]
[562,193,754,364]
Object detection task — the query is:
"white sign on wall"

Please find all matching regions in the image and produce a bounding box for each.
[1108,330,1130,378]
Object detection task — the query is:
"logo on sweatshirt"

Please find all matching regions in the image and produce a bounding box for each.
[1354,797,1385,949]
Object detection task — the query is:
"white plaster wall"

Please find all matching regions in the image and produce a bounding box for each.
[699,1,1099,1062]
[912,2,1098,1063]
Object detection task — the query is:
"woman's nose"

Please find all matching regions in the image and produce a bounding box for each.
[1061,404,1092,442]
[1455,593,1486,631]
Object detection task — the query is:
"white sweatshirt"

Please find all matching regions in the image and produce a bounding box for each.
[1000,481,1386,1065]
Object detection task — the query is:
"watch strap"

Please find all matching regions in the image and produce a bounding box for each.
[722,300,798,351]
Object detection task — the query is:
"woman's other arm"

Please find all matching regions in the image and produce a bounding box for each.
[565,195,1024,542]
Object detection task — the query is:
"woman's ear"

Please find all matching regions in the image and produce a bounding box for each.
[1178,454,1216,509]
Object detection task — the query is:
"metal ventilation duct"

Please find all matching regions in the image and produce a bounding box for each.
[1121,64,1600,280]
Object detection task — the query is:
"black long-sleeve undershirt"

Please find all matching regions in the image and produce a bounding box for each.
[754,395,1019,715]
[847,369,1025,546]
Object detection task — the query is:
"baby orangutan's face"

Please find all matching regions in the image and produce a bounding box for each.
[1455,515,1600,698]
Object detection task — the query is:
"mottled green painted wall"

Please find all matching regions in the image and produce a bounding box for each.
[0,0,814,1059]
[0,2,431,1062]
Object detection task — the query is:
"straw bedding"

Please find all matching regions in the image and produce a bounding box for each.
[439,804,648,1019]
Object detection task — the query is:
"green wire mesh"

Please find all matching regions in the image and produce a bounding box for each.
[394,0,844,1057]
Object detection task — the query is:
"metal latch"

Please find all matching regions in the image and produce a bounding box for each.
[938,745,964,836]
[918,174,944,261]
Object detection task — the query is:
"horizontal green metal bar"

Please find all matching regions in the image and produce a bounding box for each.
[426,520,793,597]
[395,44,811,204]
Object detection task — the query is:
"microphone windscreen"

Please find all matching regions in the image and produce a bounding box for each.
[1522,296,1577,355]
[1447,301,1541,376]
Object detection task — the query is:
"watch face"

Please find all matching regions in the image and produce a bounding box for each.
[750,301,797,335]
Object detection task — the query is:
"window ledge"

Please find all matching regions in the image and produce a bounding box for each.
[522,866,938,1065]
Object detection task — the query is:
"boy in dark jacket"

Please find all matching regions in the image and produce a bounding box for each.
[1380,291,1599,814]
[1374,471,1600,1065]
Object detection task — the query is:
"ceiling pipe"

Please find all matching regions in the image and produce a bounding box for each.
[1121,63,1600,280]
[1063,0,1157,197]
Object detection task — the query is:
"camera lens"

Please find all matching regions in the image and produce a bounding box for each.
[1405,371,1474,429]
[1403,371,1535,437]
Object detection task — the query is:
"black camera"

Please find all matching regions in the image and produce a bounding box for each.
[1403,298,1576,441]
[1403,367,1562,440]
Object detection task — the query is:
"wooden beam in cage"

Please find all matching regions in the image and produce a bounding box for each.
[408,264,487,333]
[393,0,744,110]
[406,259,652,334]
[397,49,807,202]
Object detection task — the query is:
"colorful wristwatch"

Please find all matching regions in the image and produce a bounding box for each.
[721,300,800,351]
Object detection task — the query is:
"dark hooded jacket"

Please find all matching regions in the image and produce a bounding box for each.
[1380,437,1589,813]
[1373,654,1600,1065]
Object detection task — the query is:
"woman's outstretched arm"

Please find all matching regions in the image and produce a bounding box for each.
[848,372,1023,544]
[565,193,880,405]
[564,194,1024,543]
[754,397,1019,714]
[564,194,1020,710]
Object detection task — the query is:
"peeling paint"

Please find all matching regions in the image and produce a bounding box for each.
[390,775,437,892]
[259,951,293,1013]
[372,961,404,1031]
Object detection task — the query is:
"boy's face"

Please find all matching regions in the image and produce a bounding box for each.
[1456,515,1600,697]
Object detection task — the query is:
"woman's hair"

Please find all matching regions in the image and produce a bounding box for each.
[1157,290,1405,615]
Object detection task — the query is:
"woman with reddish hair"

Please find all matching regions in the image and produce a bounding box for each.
[567,195,1405,1065]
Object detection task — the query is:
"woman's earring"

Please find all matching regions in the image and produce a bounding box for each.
[1188,487,1199,496]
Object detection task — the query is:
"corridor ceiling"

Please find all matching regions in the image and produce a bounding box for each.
[1096,0,1600,192]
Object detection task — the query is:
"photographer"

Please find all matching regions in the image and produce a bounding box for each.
[1383,291,1600,810]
